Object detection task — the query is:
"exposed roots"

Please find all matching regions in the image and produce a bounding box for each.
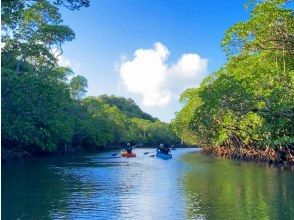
[201,145,294,170]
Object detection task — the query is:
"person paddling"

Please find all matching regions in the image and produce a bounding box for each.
[157,144,171,155]
[125,143,133,153]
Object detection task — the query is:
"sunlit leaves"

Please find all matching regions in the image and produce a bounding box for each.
[222,0,294,56]
[173,0,294,149]
[69,75,88,100]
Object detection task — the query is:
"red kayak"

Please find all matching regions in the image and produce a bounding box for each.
[120,152,136,157]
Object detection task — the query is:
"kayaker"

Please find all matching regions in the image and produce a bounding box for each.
[125,143,133,153]
[157,144,170,155]
[163,144,171,154]
[157,144,163,153]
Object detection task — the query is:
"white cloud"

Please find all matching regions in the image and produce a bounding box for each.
[57,55,71,67]
[118,42,208,107]
[170,53,208,79]
[1,42,6,51]
[51,48,81,74]
[57,55,81,74]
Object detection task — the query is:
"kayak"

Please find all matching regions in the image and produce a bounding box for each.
[120,152,136,157]
[156,152,172,159]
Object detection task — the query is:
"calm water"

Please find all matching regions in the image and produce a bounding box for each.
[2,148,294,219]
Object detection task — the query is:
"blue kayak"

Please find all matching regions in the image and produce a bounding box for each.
[156,152,172,159]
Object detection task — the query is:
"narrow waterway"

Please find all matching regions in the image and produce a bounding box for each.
[2,148,294,219]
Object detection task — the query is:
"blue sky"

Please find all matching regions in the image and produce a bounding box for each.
[59,0,249,122]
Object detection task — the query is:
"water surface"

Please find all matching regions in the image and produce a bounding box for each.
[2,148,294,219]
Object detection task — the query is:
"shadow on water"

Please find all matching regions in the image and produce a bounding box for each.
[181,153,294,219]
[2,156,80,219]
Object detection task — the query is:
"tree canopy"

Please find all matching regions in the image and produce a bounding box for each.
[1,0,179,156]
[172,0,294,150]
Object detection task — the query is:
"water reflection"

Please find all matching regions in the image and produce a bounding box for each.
[181,154,294,219]
[2,157,75,219]
[2,149,294,219]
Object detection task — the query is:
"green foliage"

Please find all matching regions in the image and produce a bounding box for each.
[222,0,294,56]
[129,118,179,145]
[1,67,75,150]
[69,75,88,100]
[79,96,179,147]
[1,0,178,154]
[173,0,294,149]
[53,0,90,10]
[97,95,156,121]
[1,0,77,151]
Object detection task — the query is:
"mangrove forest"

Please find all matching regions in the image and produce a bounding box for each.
[171,0,294,167]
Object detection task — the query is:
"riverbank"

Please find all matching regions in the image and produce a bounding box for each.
[1,146,106,163]
[201,146,294,170]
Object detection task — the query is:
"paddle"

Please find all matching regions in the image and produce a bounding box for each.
[134,143,143,148]
[149,147,160,157]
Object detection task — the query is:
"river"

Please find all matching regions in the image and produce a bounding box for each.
[2,148,294,219]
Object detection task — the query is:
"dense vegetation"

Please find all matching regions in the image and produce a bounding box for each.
[172,0,294,160]
[97,95,157,121]
[1,0,179,158]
